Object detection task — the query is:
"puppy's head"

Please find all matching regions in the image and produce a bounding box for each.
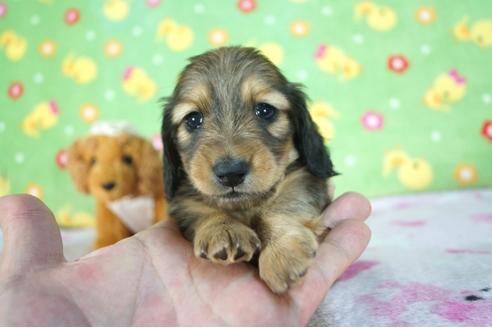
[67,134,163,202]
[162,47,335,208]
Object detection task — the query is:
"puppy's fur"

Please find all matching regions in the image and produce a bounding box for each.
[162,47,336,293]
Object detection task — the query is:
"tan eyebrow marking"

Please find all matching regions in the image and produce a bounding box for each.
[257,91,289,110]
[171,102,197,125]
[241,76,290,111]
[171,82,210,124]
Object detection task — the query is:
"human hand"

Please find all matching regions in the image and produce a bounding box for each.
[0,193,370,326]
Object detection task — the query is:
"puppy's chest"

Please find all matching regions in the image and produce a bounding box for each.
[220,207,261,227]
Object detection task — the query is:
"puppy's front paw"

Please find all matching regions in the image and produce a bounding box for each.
[193,220,261,264]
[259,228,318,294]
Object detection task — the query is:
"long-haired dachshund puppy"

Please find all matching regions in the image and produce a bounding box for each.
[162,47,336,293]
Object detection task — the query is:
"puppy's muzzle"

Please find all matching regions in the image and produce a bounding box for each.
[213,157,249,188]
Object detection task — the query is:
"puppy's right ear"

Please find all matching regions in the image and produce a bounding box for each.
[162,100,183,200]
[66,136,97,194]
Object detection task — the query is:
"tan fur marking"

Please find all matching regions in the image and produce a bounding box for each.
[241,77,290,111]
[267,112,289,138]
[171,102,198,125]
[287,143,299,164]
[171,83,210,124]
[176,125,191,145]
[258,91,290,111]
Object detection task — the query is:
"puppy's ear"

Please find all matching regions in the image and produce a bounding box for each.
[67,136,97,194]
[287,83,337,178]
[134,137,164,197]
[161,100,183,200]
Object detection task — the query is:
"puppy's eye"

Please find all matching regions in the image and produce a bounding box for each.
[184,111,203,130]
[122,154,133,166]
[90,157,96,166]
[255,103,277,121]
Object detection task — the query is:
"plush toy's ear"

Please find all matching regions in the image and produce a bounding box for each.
[287,83,338,178]
[135,137,164,197]
[161,100,183,200]
[67,137,97,194]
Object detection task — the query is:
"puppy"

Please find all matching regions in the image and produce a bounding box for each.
[162,47,336,293]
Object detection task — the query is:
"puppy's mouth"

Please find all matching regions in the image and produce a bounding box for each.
[213,184,278,207]
[220,189,246,199]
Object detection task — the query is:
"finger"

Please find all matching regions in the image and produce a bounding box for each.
[322,192,372,228]
[0,194,65,275]
[291,219,371,324]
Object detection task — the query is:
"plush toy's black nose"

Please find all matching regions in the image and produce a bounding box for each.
[102,181,116,191]
[213,157,249,188]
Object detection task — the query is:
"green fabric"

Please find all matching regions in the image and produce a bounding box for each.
[1,0,491,218]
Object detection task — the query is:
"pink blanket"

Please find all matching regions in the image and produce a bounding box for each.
[310,188,492,326]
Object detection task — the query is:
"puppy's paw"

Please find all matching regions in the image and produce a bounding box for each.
[193,220,261,264]
[259,228,318,294]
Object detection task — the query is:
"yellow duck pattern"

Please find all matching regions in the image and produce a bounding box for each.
[454,17,492,48]
[156,18,194,52]
[0,30,27,61]
[384,149,433,191]
[103,0,130,22]
[309,101,340,143]
[122,67,157,102]
[423,69,467,111]
[315,44,361,81]
[62,54,98,84]
[21,100,60,138]
[355,1,397,32]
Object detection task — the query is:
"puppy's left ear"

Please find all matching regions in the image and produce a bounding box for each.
[288,83,337,178]
[161,100,183,200]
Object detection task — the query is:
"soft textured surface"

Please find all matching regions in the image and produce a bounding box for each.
[310,188,492,326]
[1,1,492,218]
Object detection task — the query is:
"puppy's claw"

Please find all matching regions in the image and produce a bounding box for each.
[288,268,308,282]
[214,248,228,261]
[271,283,289,294]
[234,246,246,260]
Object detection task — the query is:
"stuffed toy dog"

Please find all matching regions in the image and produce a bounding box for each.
[67,122,166,249]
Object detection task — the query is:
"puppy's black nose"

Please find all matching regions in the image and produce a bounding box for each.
[102,181,116,191]
[213,157,249,188]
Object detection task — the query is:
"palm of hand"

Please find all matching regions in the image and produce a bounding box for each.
[0,193,370,326]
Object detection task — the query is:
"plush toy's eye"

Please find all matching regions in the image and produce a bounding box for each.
[184,111,203,130]
[90,157,96,166]
[122,154,133,165]
[255,103,277,122]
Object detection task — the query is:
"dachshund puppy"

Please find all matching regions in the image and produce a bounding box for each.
[162,47,336,293]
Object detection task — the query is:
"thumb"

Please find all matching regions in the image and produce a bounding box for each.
[0,194,65,276]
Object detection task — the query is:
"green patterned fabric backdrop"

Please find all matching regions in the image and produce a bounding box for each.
[1,0,491,225]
